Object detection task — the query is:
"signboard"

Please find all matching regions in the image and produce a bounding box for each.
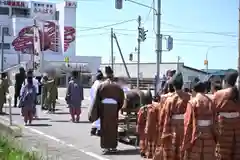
[65,1,77,8]
[33,2,55,15]
[0,0,28,8]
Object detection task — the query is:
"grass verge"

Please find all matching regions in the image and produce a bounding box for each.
[0,134,41,160]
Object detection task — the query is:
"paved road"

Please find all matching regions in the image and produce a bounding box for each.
[2,87,142,160]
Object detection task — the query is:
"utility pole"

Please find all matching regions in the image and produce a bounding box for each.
[1,27,4,72]
[111,28,114,69]
[238,1,240,94]
[177,56,180,72]
[155,0,162,96]
[137,15,141,89]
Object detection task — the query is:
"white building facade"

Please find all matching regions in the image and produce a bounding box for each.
[100,62,208,83]
[0,0,101,73]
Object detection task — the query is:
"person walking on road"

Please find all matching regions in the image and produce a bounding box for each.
[88,66,125,154]
[23,72,40,118]
[90,70,104,135]
[45,70,58,113]
[40,73,48,110]
[153,72,191,160]
[182,81,216,160]
[19,70,37,126]
[14,67,26,107]
[65,71,84,123]
[213,71,240,160]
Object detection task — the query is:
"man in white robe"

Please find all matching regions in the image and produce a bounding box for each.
[90,71,103,135]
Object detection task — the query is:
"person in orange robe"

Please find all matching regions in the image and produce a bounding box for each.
[213,71,240,160]
[181,81,216,160]
[136,90,153,158]
[144,82,175,159]
[153,72,190,160]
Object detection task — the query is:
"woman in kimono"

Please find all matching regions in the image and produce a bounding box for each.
[90,71,104,135]
[213,71,240,160]
[153,72,191,160]
[23,73,39,118]
[66,71,84,123]
[182,81,216,160]
[19,70,37,126]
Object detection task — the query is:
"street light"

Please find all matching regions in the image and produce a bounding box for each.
[205,46,224,75]
[115,0,162,96]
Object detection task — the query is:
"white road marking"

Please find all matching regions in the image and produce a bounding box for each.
[0,117,110,160]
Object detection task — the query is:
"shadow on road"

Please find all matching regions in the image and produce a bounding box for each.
[50,120,91,124]
[30,124,52,127]
[104,148,139,155]
[3,113,20,116]
[52,112,70,115]
[75,121,91,124]
[51,120,70,123]
[34,117,51,121]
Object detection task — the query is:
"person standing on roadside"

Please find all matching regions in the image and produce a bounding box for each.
[0,72,9,114]
[14,67,25,107]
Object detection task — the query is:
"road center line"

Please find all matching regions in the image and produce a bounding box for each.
[0,117,110,160]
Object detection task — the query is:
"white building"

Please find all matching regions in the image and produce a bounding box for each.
[100,62,208,83]
[0,0,101,74]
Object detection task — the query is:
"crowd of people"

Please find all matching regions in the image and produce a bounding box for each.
[1,65,240,159]
[12,67,84,125]
[136,71,240,160]
[88,66,240,160]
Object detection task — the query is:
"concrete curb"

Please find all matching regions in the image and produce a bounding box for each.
[0,117,22,137]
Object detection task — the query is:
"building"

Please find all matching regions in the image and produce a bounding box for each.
[100,62,208,88]
[0,0,101,80]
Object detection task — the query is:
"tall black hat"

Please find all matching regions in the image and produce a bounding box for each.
[105,66,113,75]
[224,71,238,86]
[169,72,183,86]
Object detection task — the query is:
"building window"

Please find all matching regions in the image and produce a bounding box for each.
[0,43,10,49]
[12,8,30,17]
[2,27,10,36]
[0,7,9,15]
[55,11,59,20]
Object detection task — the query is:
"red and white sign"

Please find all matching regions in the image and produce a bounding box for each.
[33,2,55,15]
[65,1,77,8]
[0,0,27,8]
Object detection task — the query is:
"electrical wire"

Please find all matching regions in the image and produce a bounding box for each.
[114,32,236,44]
[161,22,237,37]
[143,0,154,24]
[77,19,137,32]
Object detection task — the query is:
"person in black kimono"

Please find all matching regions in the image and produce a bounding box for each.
[14,67,26,107]
[88,66,125,153]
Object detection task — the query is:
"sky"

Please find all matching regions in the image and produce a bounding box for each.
[74,0,238,70]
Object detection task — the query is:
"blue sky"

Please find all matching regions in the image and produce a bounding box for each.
[75,0,238,70]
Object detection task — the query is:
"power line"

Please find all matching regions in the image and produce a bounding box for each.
[77,19,137,32]
[14,21,237,37]
[75,26,237,37]
[162,22,237,37]
[143,0,154,24]
[114,32,237,44]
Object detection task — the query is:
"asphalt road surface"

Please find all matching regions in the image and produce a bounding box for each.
[3,87,142,160]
